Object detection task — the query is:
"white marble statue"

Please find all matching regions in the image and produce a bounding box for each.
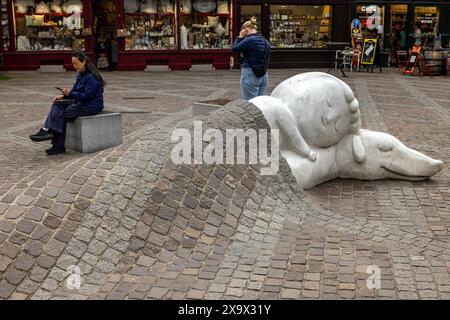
[250,72,443,189]
[284,129,443,189]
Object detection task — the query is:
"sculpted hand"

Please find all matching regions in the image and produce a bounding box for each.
[307,150,318,162]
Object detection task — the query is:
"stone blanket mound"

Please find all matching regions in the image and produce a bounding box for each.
[0,100,449,300]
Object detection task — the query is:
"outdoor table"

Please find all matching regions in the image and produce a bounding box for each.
[326,42,351,77]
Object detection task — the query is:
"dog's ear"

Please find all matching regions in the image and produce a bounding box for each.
[352,135,366,163]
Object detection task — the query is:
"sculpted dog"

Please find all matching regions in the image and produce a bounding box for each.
[284,129,443,189]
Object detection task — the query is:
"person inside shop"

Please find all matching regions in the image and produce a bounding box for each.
[96,33,110,70]
[414,23,423,46]
[232,17,271,100]
[390,25,400,65]
[109,32,118,71]
[29,51,105,155]
[398,25,407,50]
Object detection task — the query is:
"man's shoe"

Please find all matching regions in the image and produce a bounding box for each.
[45,146,66,155]
[30,128,53,141]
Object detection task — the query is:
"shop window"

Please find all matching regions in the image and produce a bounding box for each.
[269,5,332,49]
[413,6,440,48]
[239,5,261,31]
[123,0,176,50]
[390,4,408,50]
[178,0,232,50]
[356,4,384,42]
[13,0,85,51]
[1,0,9,50]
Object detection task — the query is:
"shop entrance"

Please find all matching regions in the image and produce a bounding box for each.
[390,4,408,66]
[93,0,118,70]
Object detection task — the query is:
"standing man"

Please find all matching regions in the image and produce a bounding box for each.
[232,17,271,100]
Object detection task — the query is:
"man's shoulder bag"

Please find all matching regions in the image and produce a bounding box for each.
[249,37,270,78]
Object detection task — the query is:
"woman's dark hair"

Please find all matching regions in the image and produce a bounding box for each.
[72,51,106,87]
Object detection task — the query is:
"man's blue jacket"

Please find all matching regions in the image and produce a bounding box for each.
[233,33,271,72]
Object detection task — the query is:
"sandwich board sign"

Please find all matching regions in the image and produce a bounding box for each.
[361,38,378,65]
[403,45,422,75]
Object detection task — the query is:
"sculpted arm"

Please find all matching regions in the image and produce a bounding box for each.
[275,107,317,162]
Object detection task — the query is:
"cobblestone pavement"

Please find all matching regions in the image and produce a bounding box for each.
[0,69,449,300]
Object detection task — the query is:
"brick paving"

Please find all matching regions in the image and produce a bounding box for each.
[0,69,449,299]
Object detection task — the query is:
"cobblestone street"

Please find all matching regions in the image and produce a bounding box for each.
[0,69,449,300]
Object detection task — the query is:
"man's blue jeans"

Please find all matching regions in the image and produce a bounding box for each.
[240,67,268,100]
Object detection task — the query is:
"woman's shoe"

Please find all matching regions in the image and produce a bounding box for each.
[30,128,53,141]
[45,146,66,155]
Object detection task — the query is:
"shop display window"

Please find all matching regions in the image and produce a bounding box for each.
[414,6,440,48]
[390,4,408,50]
[356,4,384,39]
[269,5,332,49]
[178,0,232,50]
[391,4,407,32]
[1,0,9,50]
[13,0,85,51]
[239,5,260,31]
[123,0,176,50]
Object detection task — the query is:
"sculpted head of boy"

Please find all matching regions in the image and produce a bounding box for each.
[271,73,361,147]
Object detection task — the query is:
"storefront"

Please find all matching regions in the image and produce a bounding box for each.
[237,0,352,68]
[0,0,352,70]
[0,0,237,70]
[1,1,448,71]
[352,1,450,53]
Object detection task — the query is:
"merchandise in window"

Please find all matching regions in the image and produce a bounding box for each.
[178,0,232,50]
[13,0,85,51]
[413,6,440,48]
[1,0,9,50]
[123,0,176,50]
[270,5,331,49]
[390,4,407,33]
[355,4,384,40]
[239,5,260,32]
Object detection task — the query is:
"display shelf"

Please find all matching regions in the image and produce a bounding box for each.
[25,25,67,28]
[15,12,82,17]
[179,13,229,17]
[269,5,331,49]
[124,13,177,50]
[124,12,174,16]
[146,35,175,37]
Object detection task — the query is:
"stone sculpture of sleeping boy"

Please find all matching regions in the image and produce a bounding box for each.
[251,72,366,164]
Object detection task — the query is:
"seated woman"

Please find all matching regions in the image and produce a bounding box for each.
[30,51,105,155]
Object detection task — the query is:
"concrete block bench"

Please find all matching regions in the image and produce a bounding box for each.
[193,99,232,117]
[66,112,122,153]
